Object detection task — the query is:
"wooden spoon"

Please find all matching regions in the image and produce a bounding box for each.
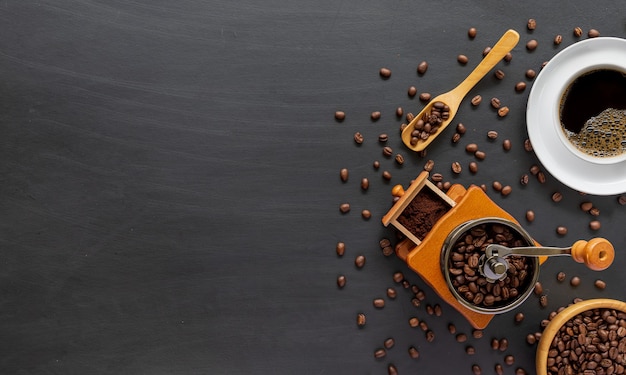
[402,29,520,152]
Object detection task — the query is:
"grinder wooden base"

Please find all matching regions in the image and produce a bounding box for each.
[383,171,545,329]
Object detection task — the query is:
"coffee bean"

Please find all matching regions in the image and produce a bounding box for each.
[540,294,548,307]
[431,173,443,182]
[574,27,583,37]
[520,174,529,185]
[525,210,535,222]
[406,86,418,98]
[373,160,380,170]
[515,81,527,92]
[355,255,365,268]
[492,181,503,192]
[570,276,581,286]
[487,130,498,140]
[426,330,435,342]
[494,69,505,80]
[419,92,431,101]
[395,107,403,118]
[472,329,483,339]
[523,139,533,153]
[525,69,536,79]
[382,146,393,157]
[501,185,512,196]
[395,154,405,165]
[447,323,457,334]
[382,246,393,257]
[556,226,568,235]
[334,111,345,121]
[527,18,536,30]
[491,338,500,350]
[515,312,525,323]
[417,61,428,74]
[434,304,442,316]
[466,143,479,153]
[537,171,546,184]
[529,165,540,175]
[526,39,538,51]
[361,210,371,220]
[393,272,404,283]
[339,203,350,213]
[499,338,509,352]
[500,139,511,151]
[356,313,366,327]
[451,162,462,174]
[556,271,566,282]
[469,161,478,174]
[472,364,482,375]
[384,337,395,349]
[456,333,468,343]
[619,195,626,205]
[388,364,398,375]
[468,27,477,38]
[406,112,414,122]
[382,170,392,180]
[337,275,346,288]
[554,34,563,45]
[340,168,349,182]
[515,368,526,375]
[458,54,469,65]
[588,29,600,38]
[426,304,434,315]
[456,123,467,134]
[594,279,607,290]
[497,106,510,117]
[580,201,593,211]
[409,317,419,327]
[470,95,482,106]
[483,46,492,57]
[408,346,420,359]
[377,134,388,143]
[466,346,476,355]
[551,192,563,202]
[589,207,600,216]
[373,298,385,308]
[490,97,501,109]
[495,363,504,375]
[336,242,345,256]
[504,52,513,62]
[419,321,428,332]
[354,132,364,144]
[379,67,391,78]
[374,348,386,359]
[451,133,461,143]
[505,355,515,365]
[589,220,601,231]
[534,281,543,295]
[371,111,381,121]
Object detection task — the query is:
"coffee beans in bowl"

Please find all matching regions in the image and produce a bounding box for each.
[441,217,539,314]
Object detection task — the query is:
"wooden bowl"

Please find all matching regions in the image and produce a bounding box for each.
[536,298,626,375]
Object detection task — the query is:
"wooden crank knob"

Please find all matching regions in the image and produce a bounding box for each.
[391,185,405,197]
[570,238,615,271]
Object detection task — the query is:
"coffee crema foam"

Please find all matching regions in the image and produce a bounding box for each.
[564,108,626,158]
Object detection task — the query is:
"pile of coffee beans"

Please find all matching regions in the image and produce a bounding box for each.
[447,222,535,309]
[408,101,450,146]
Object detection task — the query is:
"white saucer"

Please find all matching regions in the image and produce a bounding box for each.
[526,37,626,195]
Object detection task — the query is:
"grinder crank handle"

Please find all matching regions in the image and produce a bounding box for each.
[485,238,614,271]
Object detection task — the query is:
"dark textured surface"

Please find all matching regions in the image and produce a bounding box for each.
[1,1,625,374]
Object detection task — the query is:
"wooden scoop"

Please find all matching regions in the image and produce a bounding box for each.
[402,29,520,152]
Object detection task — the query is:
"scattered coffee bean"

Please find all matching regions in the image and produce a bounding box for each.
[499,338,509,352]
[589,207,600,216]
[490,97,501,109]
[434,304,442,316]
[520,174,529,185]
[393,272,404,283]
[505,355,515,366]
[337,275,346,288]
[373,298,385,308]
[618,195,626,205]
[378,134,388,143]
[466,143,479,153]
[419,92,432,101]
[537,171,546,184]
[448,323,457,334]
[334,111,345,121]
[570,276,581,287]
[556,271,566,282]
[371,111,381,121]
[431,173,443,182]
[354,132,364,144]
[526,39,538,51]
[336,242,345,256]
[487,130,498,140]
[580,201,593,211]
[515,368,526,375]
[556,226,567,235]
[426,304,434,315]
[383,146,393,157]
[409,317,419,327]
[451,132,461,143]
[525,210,535,222]
[491,338,500,350]
[456,333,468,343]
[492,181,503,192]
[594,279,607,290]
[340,203,350,213]
[468,27,477,39]
[501,185,512,196]
[379,238,390,248]
[551,192,563,202]
[406,112,414,122]
[469,161,478,174]
[360,177,369,191]
[589,220,601,231]
[355,255,365,268]
[539,294,548,307]
[494,69,505,80]
[475,150,486,160]
[470,95,482,106]
[534,281,543,295]
[451,161,462,174]
[384,338,395,349]
[497,106,510,117]
[388,364,398,375]
[408,346,420,359]
[495,363,504,375]
[515,81,526,92]
[379,67,391,78]
[466,346,476,355]
[382,246,394,257]
[395,154,405,165]
[588,28,600,38]
[340,168,349,182]
[527,18,536,30]
[526,334,536,345]
[525,69,536,79]
[483,46,492,57]
[472,364,482,375]
[425,330,435,342]
[373,160,380,169]
[472,329,483,339]
[524,139,533,152]
[514,313,524,324]
[424,159,435,172]
[374,348,386,359]
[382,170,392,180]
[419,321,429,332]
[554,34,563,45]
[458,54,469,65]
[361,210,371,220]
[395,107,403,117]
[456,123,467,134]
[503,139,512,151]
[417,61,428,74]
[356,313,366,327]
[573,27,583,37]
[504,52,513,62]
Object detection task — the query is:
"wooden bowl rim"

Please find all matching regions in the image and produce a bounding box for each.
[535,298,626,375]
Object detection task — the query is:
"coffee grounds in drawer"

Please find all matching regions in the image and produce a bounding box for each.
[397,188,451,240]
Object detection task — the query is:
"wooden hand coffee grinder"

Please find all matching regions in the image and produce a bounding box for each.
[382,171,615,329]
